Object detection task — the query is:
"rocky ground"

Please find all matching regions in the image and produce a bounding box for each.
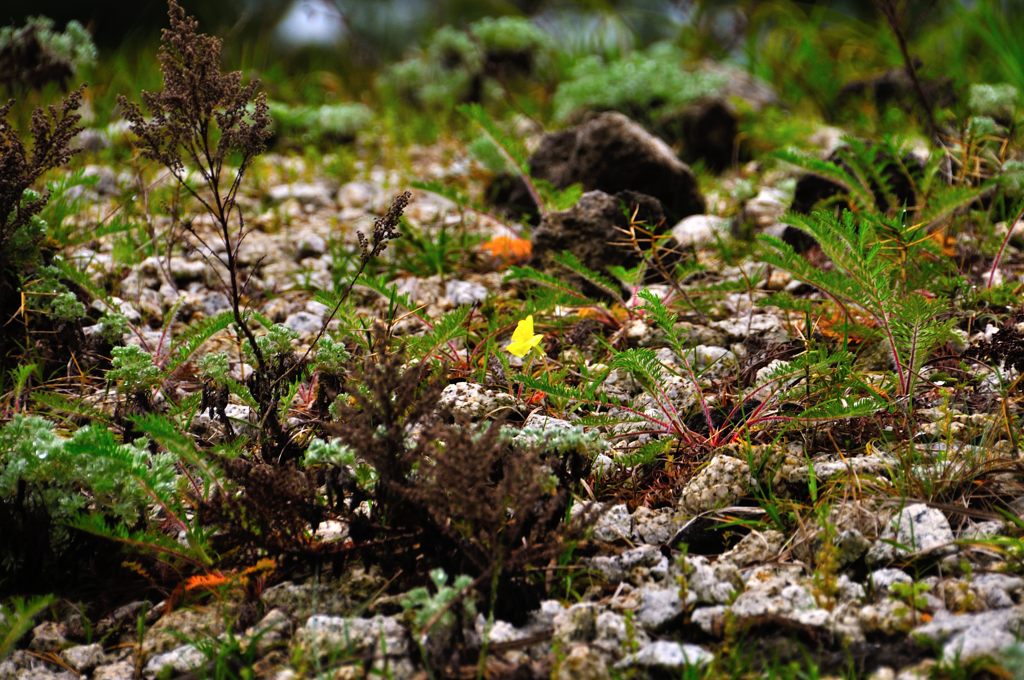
[4,56,1024,680]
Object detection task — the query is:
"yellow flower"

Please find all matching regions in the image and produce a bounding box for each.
[505,315,543,358]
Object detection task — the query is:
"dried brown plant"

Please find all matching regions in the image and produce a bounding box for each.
[118,0,271,368]
[326,329,593,622]
[0,86,83,272]
[0,86,83,370]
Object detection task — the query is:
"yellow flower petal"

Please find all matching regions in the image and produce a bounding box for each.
[505,316,543,358]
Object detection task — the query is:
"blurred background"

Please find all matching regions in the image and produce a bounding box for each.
[0,1,986,58]
[2,0,1022,137]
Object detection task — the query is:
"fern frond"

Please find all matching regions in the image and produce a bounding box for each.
[406,306,471,360]
[773,147,874,212]
[165,310,234,374]
[130,413,222,497]
[68,513,211,567]
[613,438,673,468]
[552,251,625,302]
[515,373,620,406]
[890,294,956,393]
[506,264,600,305]
[611,347,665,388]
[459,103,530,175]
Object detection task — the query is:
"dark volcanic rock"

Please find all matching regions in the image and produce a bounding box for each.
[786,142,924,251]
[837,67,955,121]
[488,113,705,226]
[560,112,705,224]
[531,190,666,299]
[657,98,739,172]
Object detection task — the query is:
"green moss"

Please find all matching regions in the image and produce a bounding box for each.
[552,42,723,123]
[269,101,373,146]
[470,16,552,55]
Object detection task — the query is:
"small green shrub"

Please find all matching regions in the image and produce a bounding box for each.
[0,415,178,587]
[379,16,556,110]
[0,87,82,284]
[268,101,372,146]
[551,42,723,123]
[0,16,96,91]
[968,83,1020,120]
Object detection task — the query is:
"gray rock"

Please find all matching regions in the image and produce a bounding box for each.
[835,528,871,566]
[636,586,684,631]
[92,661,136,680]
[268,182,334,207]
[284,310,323,336]
[631,506,676,545]
[61,643,106,672]
[438,381,516,419]
[972,574,1024,609]
[867,503,955,565]
[168,257,208,284]
[29,621,67,652]
[959,519,1007,540]
[678,454,751,515]
[199,290,231,317]
[700,61,779,110]
[520,413,579,439]
[261,580,355,620]
[83,165,119,196]
[723,530,785,567]
[712,313,788,343]
[858,598,920,635]
[74,128,111,152]
[616,640,713,671]
[530,190,665,298]
[593,503,632,543]
[671,214,730,247]
[695,575,831,637]
[594,611,648,657]
[564,112,704,223]
[142,607,226,656]
[243,608,292,657]
[294,230,327,258]
[743,187,789,229]
[683,555,742,605]
[296,614,408,659]
[868,568,913,596]
[4,667,77,680]
[337,181,380,211]
[688,345,737,372]
[445,279,489,306]
[661,98,738,172]
[552,603,600,643]
[589,545,667,583]
[556,644,612,680]
[913,607,1024,663]
[144,643,205,678]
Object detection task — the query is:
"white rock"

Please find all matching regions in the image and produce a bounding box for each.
[144,644,204,677]
[636,586,684,631]
[268,182,334,207]
[284,310,323,336]
[913,607,1024,663]
[616,640,713,671]
[671,215,730,247]
[445,279,489,306]
[61,643,105,672]
[593,503,632,542]
[867,504,955,565]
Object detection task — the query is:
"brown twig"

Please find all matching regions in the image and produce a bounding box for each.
[876,0,941,143]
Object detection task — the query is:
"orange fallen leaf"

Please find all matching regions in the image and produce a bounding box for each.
[481,236,532,264]
[185,572,227,591]
[930,230,957,257]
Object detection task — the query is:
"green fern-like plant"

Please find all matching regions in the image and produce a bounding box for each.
[758,209,955,397]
